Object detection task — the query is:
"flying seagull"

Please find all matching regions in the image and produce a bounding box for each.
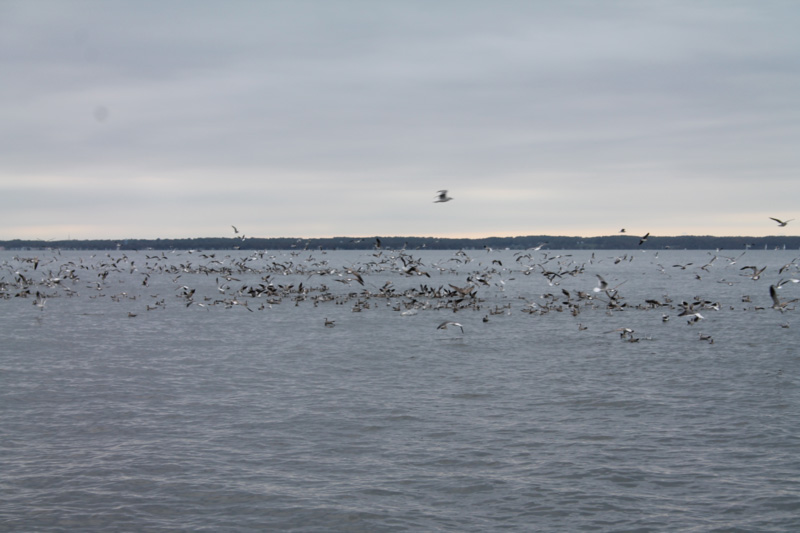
[434,190,453,203]
[638,232,650,246]
[593,274,608,293]
[769,285,797,311]
[770,217,794,227]
[437,320,464,333]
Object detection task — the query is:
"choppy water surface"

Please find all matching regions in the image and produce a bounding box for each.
[1,248,799,531]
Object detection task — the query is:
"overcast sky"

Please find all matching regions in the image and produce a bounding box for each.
[2,1,799,241]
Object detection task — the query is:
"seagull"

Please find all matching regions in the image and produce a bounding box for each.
[437,320,464,333]
[684,313,705,325]
[604,327,635,340]
[593,274,608,293]
[740,265,767,280]
[677,301,705,322]
[769,217,794,227]
[769,285,784,310]
[434,190,453,203]
[769,285,797,311]
[638,232,650,246]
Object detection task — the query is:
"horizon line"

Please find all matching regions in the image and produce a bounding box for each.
[2,234,799,242]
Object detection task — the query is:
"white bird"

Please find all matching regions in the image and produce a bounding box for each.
[770,217,794,227]
[437,320,464,333]
[740,265,767,280]
[434,190,453,203]
[593,274,608,293]
[604,327,635,339]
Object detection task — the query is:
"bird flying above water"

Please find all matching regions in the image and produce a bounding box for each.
[770,285,797,311]
[593,274,608,293]
[434,190,453,203]
[770,217,794,227]
[437,320,464,333]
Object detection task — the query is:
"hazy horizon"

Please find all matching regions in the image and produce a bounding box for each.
[2,232,798,244]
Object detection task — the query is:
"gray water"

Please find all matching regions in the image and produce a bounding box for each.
[1,248,799,532]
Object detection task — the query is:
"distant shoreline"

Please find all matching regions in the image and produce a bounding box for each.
[2,235,799,251]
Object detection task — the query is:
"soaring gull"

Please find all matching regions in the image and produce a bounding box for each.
[434,190,453,203]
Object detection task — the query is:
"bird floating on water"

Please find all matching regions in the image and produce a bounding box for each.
[769,217,794,227]
[434,190,453,203]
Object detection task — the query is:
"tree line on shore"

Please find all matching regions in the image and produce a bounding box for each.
[2,235,799,251]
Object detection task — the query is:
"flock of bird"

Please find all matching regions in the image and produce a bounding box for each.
[1,192,795,345]
[2,232,798,347]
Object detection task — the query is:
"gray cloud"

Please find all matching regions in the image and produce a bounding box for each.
[2,1,799,239]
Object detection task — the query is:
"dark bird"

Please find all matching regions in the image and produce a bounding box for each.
[638,233,650,246]
[434,190,453,203]
[769,217,794,227]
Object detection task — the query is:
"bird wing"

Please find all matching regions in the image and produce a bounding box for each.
[770,285,781,307]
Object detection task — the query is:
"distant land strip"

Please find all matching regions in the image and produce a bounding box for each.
[2,235,800,251]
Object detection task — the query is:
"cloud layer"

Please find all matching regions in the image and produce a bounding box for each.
[2,1,799,239]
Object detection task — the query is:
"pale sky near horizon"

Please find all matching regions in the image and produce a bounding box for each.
[2,1,799,241]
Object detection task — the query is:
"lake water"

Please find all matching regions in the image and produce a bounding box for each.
[1,248,799,532]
